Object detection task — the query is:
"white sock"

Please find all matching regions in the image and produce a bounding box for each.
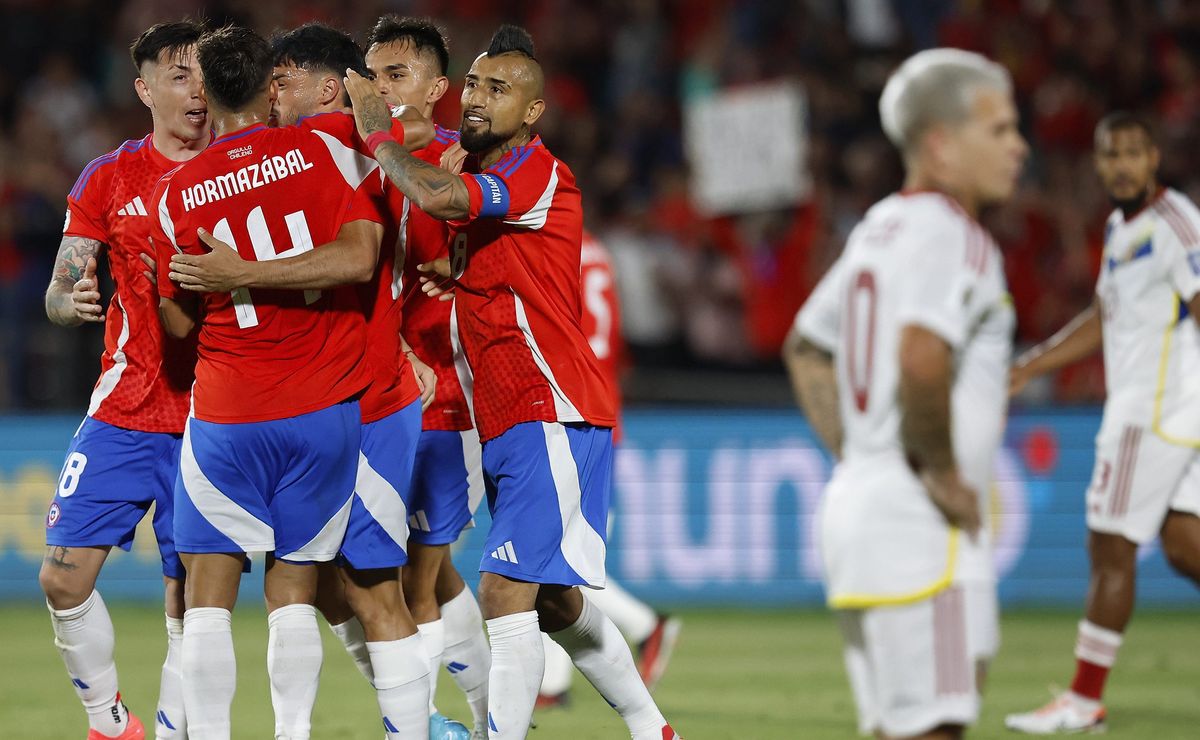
[549,599,668,739]
[485,611,543,739]
[328,616,374,683]
[182,607,236,740]
[539,632,574,696]
[156,615,187,738]
[267,604,323,740]
[417,619,445,714]
[49,590,129,737]
[441,586,491,731]
[369,634,432,739]
[584,580,659,643]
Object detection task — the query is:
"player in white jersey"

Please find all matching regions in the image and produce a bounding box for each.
[1005,113,1200,734]
[785,48,1025,740]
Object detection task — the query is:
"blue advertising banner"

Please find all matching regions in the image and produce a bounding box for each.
[1,410,1197,607]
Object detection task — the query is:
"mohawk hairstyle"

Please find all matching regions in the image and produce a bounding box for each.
[485,24,536,60]
[129,19,206,70]
[366,16,450,76]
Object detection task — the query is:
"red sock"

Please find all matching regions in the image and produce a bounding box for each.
[1069,658,1110,701]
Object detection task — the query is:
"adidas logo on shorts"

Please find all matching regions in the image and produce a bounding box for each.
[490,540,518,564]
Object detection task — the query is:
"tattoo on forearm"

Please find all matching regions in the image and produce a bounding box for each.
[791,340,843,456]
[50,237,103,290]
[43,546,78,571]
[899,375,955,472]
[377,143,470,219]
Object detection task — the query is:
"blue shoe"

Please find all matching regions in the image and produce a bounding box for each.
[430,713,471,740]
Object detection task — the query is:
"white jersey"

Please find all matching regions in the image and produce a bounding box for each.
[1096,188,1200,445]
[794,191,1014,608]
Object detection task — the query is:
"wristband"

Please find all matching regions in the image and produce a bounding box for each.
[366,130,395,156]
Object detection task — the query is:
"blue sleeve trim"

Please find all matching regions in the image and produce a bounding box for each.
[472,174,510,219]
[69,139,140,200]
[495,147,534,178]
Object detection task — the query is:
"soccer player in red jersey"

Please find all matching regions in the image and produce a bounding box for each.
[366,17,492,738]
[148,26,422,739]
[163,22,453,739]
[39,21,207,740]
[345,25,680,740]
[539,231,682,706]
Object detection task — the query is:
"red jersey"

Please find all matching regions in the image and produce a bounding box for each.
[322,112,423,424]
[400,125,474,431]
[579,231,625,438]
[451,137,616,441]
[152,118,379,424]
[65,134,198,433]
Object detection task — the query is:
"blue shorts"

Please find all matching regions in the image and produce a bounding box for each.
[408,427,485,546]
[174,402,360,563]
[339,399,421,569]
[479,422,612,587]
[45,417,183,578]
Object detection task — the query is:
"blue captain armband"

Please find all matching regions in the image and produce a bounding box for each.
[473,174,510,219]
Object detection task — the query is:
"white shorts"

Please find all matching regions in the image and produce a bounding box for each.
[1087,424,1200,544]
[836,583,997,738]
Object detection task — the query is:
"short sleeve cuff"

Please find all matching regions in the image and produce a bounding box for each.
[896,310,967,350]
[794,308,838,353]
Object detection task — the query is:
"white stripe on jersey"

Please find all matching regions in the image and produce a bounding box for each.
[311,129,379,190]
[503,160,558,230]
[87,296,130,418]
[449,298,478,427]
[512,290,584,422]
[460,427,486,516]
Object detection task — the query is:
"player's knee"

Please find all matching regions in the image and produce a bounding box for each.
[38,562,92,609]
[1161,535,1200,580]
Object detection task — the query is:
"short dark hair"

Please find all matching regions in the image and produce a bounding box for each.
[485,24,536,61]
[1096,111,1156,146]
[197,26,274,112]
[272,22,367,77]
[366,16,450,76]
[129,20,205,70]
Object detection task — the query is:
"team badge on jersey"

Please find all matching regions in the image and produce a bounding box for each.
[46,502,62,528]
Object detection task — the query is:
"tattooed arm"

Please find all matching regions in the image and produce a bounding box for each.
[345,70,471,221]
[782,329,842,459]
[45,236,106,327]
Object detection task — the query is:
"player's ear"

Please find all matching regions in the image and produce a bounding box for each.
[429,76,450,107]
[134,76,154,110]
[523,98,545,128]
[320,75,340,107]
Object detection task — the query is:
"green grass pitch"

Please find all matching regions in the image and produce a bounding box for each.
[1,605,1197,738]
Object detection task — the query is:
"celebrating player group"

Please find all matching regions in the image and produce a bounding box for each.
[785,45,1200,740]
[40,15,681,740]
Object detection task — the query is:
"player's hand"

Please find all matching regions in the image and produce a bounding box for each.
[407,350,438,411]
[168,229,250,292]
[1009,361,1035,397]
[344,68,393,141]
[139,252,157,285]
[440,142,468,174]
[920,468,982,536]
[71,257,106,323]
[418,259,455,302]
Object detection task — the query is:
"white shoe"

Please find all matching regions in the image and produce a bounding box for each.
[1005,692,1107,734]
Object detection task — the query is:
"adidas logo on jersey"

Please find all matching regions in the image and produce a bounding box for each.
[490,540,519,564]
[116,196,148,217]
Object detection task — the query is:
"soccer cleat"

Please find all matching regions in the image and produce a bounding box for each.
[1004,692,1107,734]
[87,708,145,740]
[534,690,571,710]
[637,615,682,691]
[429,712,471,740]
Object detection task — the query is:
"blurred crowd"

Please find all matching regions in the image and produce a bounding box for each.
[2,0,1199,409]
